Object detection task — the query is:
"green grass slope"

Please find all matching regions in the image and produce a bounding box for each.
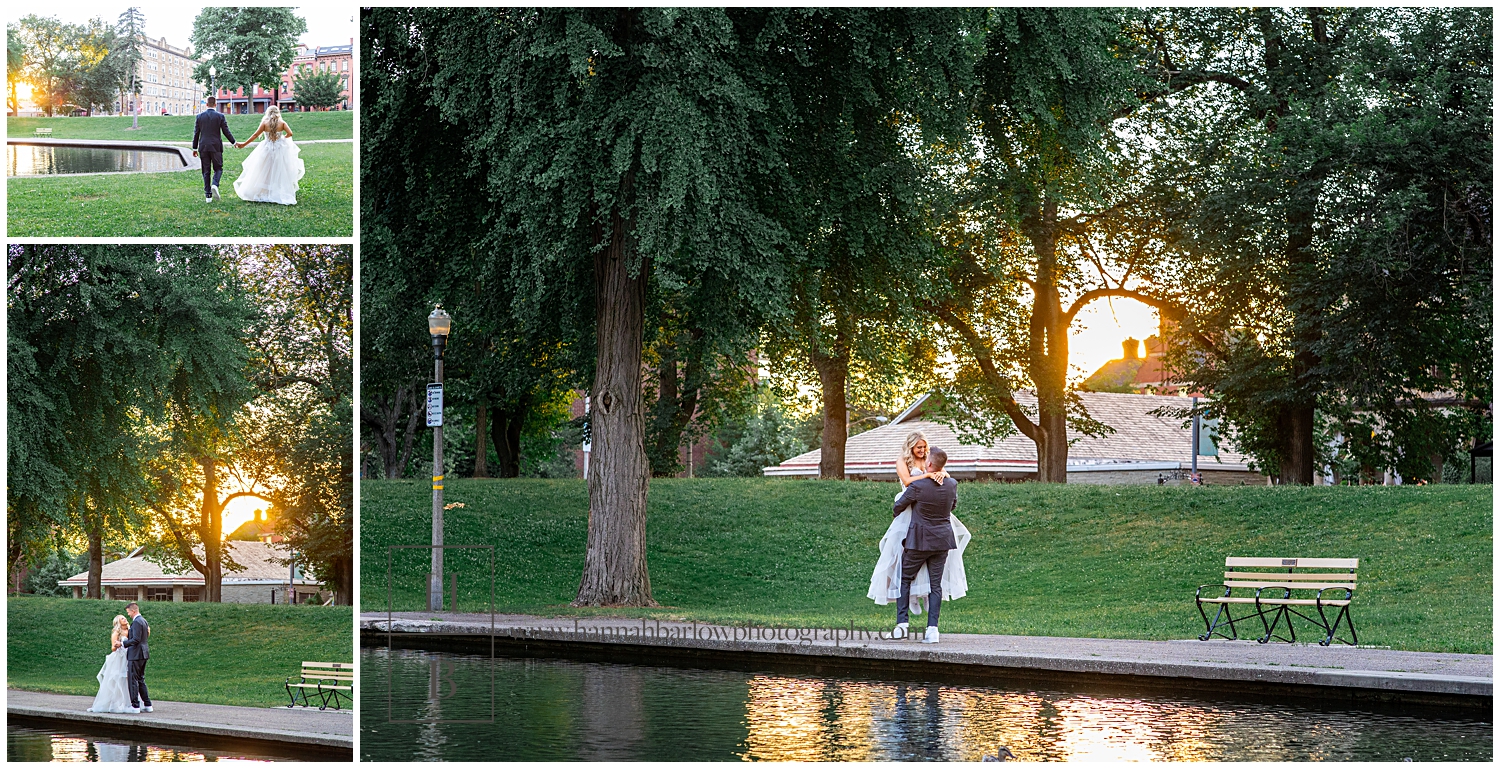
[7,596,353,707]
[9,112,353,142]
[8,142,352,237]
[361,479,1492,654]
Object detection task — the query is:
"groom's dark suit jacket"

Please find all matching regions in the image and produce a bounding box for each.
[192,109,235,154]
[893,477,958,552]
[122,614,149,660]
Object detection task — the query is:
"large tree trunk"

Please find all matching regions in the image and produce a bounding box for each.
[361,380,424,478]
[200,458,223,602]
[87,528,103,599]
[490,406,523,478]
[575,200,655,607]
[1025,200,1070,483]
[812,341,849,481]
[647,331,705,478]
[473,398,490,478]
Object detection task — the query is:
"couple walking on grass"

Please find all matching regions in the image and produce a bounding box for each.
[87,602,152,714]
[193,96,306,206]
[869,431,971,644]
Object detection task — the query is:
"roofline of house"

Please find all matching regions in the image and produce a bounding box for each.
[764,458,1251,477]
[58,577,322,587]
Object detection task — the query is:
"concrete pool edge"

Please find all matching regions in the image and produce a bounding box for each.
[8,137,198,174]
[360,614,1492,710]
[6,691,353,757]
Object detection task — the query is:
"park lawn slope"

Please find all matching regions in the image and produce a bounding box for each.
[7,596,353,708]
[8,142,352,237]
[8,112,353,142]
[361,479,1492,654]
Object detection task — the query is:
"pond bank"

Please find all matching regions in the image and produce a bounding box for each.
[362,612,1492,710]
[6,690,352,759]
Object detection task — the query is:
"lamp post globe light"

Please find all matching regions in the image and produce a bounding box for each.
[428,305,452,611]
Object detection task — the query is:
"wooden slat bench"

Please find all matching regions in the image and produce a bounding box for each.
[34,128,52,137]
[1196,557,1359,646]
[285,661,354,710]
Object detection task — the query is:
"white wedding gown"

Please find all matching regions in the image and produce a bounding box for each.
[234,133,305,205]
[87,646,132,713]
[867,472,970,607]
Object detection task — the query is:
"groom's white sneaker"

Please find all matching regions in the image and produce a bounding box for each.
[892,622,909,640]
[126,707,141,714]
[142,706,153,712]
[922,627,940,644]
[204,195,213,203]
[211,184,221,202]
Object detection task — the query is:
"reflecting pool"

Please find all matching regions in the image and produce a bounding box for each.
[7,722,289,762]
[361,647,1492,762]
[8,145,185,175]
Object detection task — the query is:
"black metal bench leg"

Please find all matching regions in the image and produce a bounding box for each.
[1319,604,1356,647]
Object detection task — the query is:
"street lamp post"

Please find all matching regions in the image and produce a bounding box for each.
[427,306,452,611]
[208,66,216,112]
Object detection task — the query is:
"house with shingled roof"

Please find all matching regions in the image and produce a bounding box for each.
[58,541,325,604]
[763,391,1266,485]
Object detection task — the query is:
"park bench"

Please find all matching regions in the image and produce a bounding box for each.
[285,661,354,710]
[1196,557,1359,646]
[34,128,52,137]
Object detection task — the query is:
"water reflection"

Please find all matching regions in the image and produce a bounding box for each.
[7,723,284,762]
[9,145,185,175]
[361,647,1493,762]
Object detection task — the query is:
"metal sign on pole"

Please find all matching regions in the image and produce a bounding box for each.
[426,383,444,427]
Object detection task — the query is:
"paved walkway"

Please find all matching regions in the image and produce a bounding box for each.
[362,612,1492,701]
[7,690,352,751]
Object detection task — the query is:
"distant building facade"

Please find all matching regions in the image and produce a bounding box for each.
[216,39,355,114]
[764,391,1265,485]
[58,541,324,605]
[114,36,205,116]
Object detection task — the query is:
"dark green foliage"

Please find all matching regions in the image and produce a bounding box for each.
[701,394,809,478]
[1138,8,1492,480]
[362,478,1492,653]
[7,596,352,707]
[22,550,85,597]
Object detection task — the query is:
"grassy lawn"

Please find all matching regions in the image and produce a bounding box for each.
[8,112,353,142]
[7,596,353,708]
[8,142,352,237]
[362,479,1492,654]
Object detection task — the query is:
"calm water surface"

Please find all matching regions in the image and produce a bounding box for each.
[8,145,185,175]
[361,647,1492,762]
[7,723,287,762]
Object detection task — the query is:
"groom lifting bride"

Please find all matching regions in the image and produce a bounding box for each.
[891,446,959,644]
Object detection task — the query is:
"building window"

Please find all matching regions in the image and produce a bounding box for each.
[112,587,138,601]
[146,587,172,602]
[181,587,202,602]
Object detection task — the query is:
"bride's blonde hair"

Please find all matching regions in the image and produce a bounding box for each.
[260,105,285,138]
[111,615,129,643]
[901,431,929,470]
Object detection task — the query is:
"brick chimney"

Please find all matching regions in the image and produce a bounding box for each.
[1123,338,1141,360]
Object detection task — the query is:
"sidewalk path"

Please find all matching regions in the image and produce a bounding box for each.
[7,690,352,752]
[362,612,1491,705]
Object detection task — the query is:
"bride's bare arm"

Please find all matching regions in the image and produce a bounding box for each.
[895,458,916,485]
[282,123,293,138]
[237,125,265,149]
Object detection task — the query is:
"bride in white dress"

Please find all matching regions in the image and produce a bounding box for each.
[233,106,306,205]
[86,615,133,713]
[868,431,970,611]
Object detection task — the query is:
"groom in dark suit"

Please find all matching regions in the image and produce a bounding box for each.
[892,446,958,644]
[121,602,153,714]
[192,97,235,204]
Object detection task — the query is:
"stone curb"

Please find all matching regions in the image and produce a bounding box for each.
[362,617,1492,699]
[8,137,198,174]
[7,704,353,750]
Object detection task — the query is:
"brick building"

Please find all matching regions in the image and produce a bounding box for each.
[215,39,355,114]
[114,36,205,116]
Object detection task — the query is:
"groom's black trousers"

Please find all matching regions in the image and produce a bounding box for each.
[897,549,947,628]
[200,150,224,197]
[128,658,151,708]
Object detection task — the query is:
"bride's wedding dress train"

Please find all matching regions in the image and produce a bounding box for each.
[234,136,305,205]
[87,647,132,713]
[867,485,970,607]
